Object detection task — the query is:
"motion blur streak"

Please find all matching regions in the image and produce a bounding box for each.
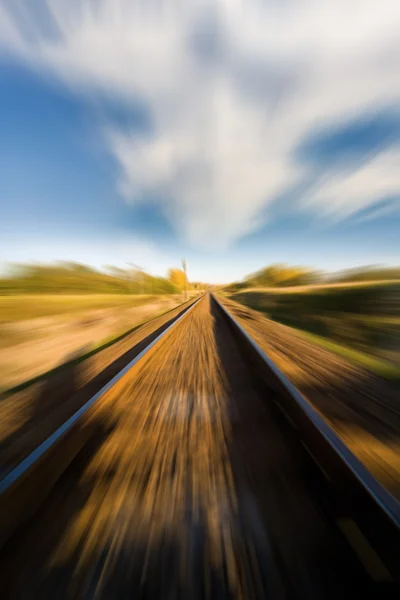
[0,0,399,597]
[1,1,400,247]
[0,295,367,598]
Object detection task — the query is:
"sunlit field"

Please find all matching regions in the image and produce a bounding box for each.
[1,0,400,595]
[0,294,160,322]
[228,280,400,379]
[0,294,186,392]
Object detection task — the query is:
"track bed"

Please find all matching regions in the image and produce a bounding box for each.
[0,295,378,598]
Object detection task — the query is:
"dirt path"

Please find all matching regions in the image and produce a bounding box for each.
[218,295,400,499]
[1,295,367,599]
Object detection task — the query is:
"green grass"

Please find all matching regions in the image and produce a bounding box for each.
[0,294,161,323]
[297,329,400,380]
[230,281,400,318]
[229,285,400,380]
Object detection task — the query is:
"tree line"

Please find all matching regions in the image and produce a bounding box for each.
[0,263,196,295]
[225,264,400,291]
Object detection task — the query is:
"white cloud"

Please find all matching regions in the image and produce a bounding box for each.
[1,0,400,247]
[303,150,400,221]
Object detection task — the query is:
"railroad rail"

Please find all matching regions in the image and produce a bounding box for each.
[0,294,203,548]
[213,293,400,586]
[0,292,398,597]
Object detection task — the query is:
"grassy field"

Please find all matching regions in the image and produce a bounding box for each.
[228,281,400,378]
[239,280,400,293]
[0,293,192,392]
[298,329,400,379]
[0,294,165,323]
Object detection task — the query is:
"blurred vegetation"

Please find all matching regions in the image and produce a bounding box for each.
[229,281,400,372]
[0,294,164,323]
[225,264,320,292]
[225,263,400,293]
[329,266,400,283]
[190,282,208,290]
[0,263,178,296]
[168,268,186,291]
[247,264,321,288]
[167,269,208,292]
[225,262,400,375]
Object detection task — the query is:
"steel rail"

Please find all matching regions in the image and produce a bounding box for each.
[212,293,400,583]
[0,294,203,547]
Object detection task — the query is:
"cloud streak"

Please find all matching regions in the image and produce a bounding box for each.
[1,0,400,247]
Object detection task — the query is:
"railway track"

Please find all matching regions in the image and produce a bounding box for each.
[0,293,399,599]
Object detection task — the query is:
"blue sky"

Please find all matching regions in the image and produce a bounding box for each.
[0,1,399,283]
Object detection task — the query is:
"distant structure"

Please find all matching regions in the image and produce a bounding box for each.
[182,258,188,301]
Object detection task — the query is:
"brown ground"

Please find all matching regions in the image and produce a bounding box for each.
[0,295,185,391]
[0,294,367,599]
[0,297,197,473]
[218,295,400,499]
